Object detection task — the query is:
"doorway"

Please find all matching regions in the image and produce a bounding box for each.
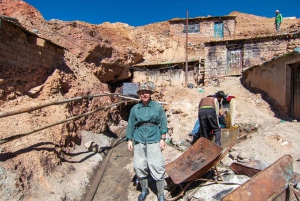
[226,48,243,76]
[291,63,300,120]
[214,22,224,39]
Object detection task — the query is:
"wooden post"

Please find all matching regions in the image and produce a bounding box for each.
[185,10,189,86]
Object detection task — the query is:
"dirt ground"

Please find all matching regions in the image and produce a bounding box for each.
[1,75,300,201]
[85,76,300,201]
[127,76,300,200]
[161,76,300,170]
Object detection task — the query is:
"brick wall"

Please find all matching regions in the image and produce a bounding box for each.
[0,20,64,101]
[204,35,300,85]
[204,45,227,85]
[243,39,288,67]
[242,52,300,115]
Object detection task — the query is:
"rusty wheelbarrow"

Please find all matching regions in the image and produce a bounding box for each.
[225,155,300,201]
[165,134,246,201]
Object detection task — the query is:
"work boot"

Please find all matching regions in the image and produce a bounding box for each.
[156,180,165,201]
[191,135,199,145]
[138,178,149,201]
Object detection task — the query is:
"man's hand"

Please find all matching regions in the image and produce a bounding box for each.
[127,141,133,152]
[160,139,166,150]
[219,108,224,116]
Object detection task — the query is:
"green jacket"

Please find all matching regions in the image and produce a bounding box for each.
[275,13,283,23]
[125,100,168,144]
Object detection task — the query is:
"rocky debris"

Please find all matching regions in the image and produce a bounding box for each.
[237,122,260,134]
[82,130,112,153]
[27,85,44,96]
[192,174,250,201]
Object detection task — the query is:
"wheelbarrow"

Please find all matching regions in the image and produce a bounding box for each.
[165,134,246,201]
[222,155,300,201]
[227,156,300,201]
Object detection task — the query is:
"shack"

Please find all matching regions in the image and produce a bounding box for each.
[242,49,300,120]
[168,16,236,45]
[131,58,204,87]
[204,32,300,85]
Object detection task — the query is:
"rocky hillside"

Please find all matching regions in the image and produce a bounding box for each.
[229,11,300,37]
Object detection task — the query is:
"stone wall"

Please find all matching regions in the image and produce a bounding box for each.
[169,18,236,45]
[242,52,300,114]
[204,45,227,85]
[133,69,195,87]
[243,39,288,67]
[204,34,300,85]
[0,20,64,101]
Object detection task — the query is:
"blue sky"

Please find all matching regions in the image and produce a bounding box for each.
[25,0,300,27]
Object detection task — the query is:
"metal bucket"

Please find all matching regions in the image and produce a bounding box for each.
[165,137,223,184]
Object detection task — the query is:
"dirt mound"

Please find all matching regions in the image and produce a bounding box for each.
[0,0,44,22]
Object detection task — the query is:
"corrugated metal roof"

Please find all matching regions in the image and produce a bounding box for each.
[168,15,236,23]
[133,58,200,67]
[205,31,300,45]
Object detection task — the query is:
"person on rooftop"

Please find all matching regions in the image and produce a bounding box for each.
[275,10,283,32]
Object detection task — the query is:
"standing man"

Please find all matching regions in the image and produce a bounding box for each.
[197,91,225,146]
[275,10,283,32]
[126,81,168,201]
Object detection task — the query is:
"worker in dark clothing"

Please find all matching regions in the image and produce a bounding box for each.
[196,91,225,146]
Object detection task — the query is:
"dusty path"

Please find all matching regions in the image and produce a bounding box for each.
[81,128,134,201]
[92,140,132,201]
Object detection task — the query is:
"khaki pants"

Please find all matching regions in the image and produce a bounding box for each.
[134,142,165,181]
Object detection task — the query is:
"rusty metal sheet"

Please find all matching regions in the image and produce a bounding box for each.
[165,137,223,184]
[222,155,293,201]
[230,160,266,177]
[273,182,300,201]
[231,160,300,186]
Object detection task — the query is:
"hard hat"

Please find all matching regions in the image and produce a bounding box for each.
[137,81,156,94]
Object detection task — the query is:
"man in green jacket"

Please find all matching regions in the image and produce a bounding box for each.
[126,81,168,201]
[275,10,283,32]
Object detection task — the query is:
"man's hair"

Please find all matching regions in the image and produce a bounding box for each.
[216,91,225,99]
